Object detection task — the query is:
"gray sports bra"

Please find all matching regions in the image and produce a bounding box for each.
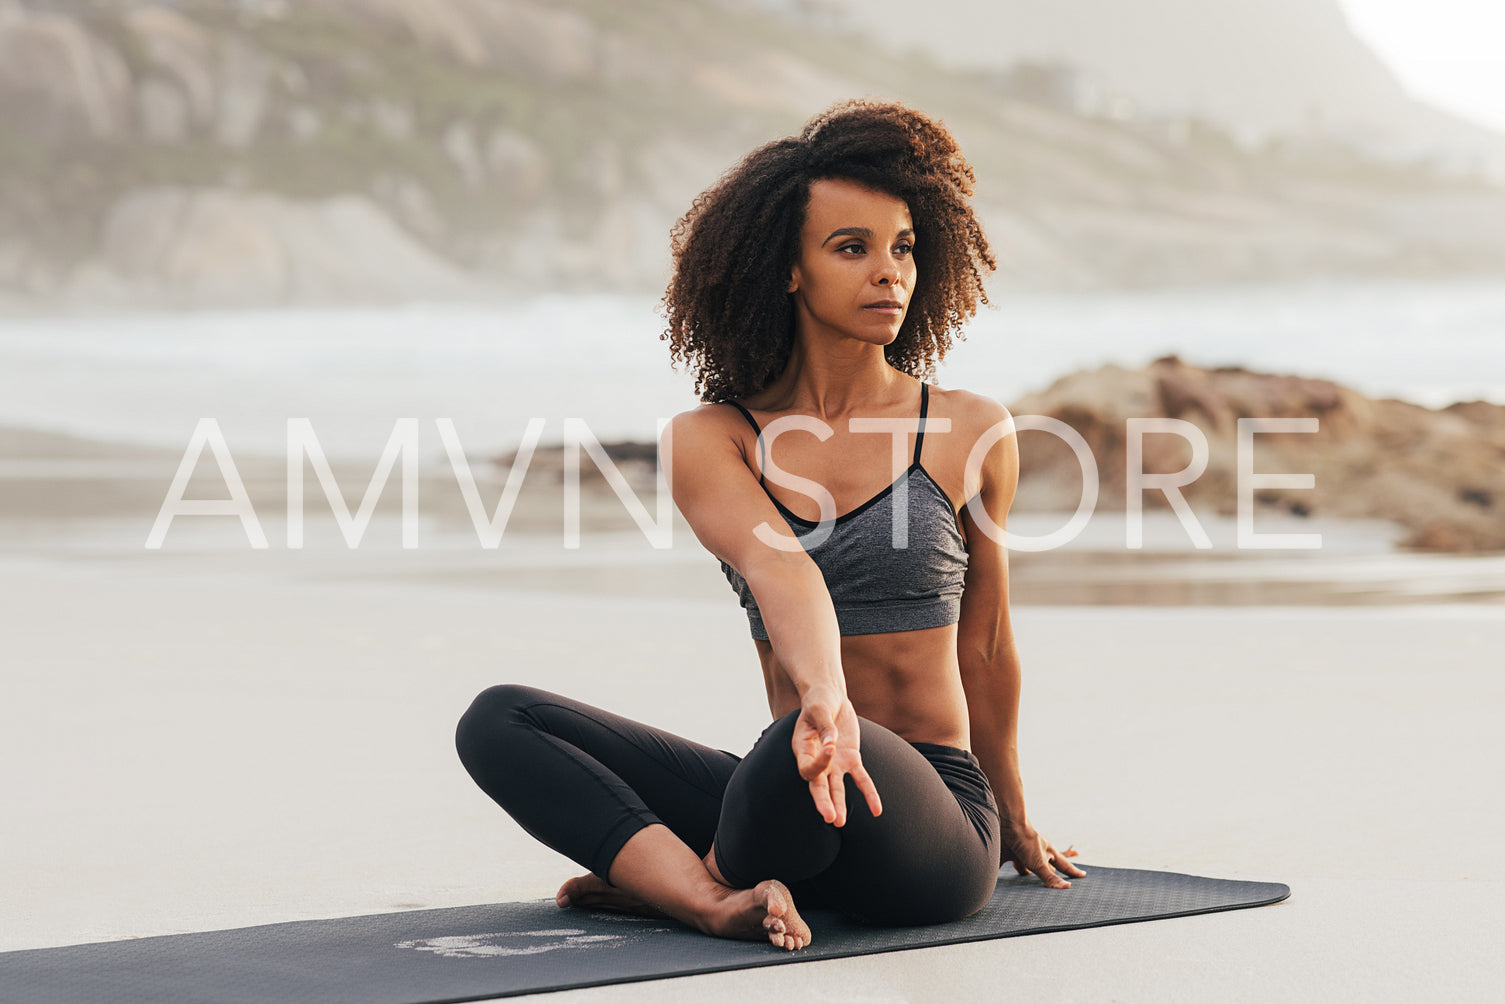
[720,384,969,640]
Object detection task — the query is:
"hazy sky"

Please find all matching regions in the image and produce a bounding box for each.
[1339,0,1505,134]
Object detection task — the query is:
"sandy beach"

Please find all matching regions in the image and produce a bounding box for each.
[2,429,1503,1002]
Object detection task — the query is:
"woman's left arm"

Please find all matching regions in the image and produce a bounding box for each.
[955,395,1085,889]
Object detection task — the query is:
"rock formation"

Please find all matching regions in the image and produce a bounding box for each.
[1009,357,1505,552]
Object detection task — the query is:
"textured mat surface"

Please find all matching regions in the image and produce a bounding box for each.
[0,865,1288,1003]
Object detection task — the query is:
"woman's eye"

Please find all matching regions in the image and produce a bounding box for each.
[894,242,914,256]
[838,243,865,255]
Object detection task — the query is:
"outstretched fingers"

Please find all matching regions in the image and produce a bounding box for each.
[792,699,885,828]
[1007,838,1075,887]
[1030,842,1081,888]
[1003,821,1085,889]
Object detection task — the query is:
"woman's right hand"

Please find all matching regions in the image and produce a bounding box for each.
[792,690,883,827]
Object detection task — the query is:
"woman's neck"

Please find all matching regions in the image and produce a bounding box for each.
[754,336,909,419]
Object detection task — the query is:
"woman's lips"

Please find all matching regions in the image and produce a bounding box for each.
[863,300,904,315]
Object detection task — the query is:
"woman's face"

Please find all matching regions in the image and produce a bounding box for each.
[788,177,916,347]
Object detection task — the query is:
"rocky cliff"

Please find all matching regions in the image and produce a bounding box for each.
[4,0,1505,309]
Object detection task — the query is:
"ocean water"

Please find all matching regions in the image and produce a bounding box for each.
[0,277,1502,460]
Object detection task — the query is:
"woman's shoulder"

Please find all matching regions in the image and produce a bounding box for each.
[665,402,762,469]
[928,384,1014,437]
[669,401,753,435]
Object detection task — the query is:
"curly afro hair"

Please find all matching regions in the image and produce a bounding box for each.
[662,99,995,403]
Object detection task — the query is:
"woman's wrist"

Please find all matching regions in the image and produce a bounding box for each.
[797,681,846,711]
[984,764,1028,822]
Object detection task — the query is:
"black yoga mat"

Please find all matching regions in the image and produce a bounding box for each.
[1,865,1288,1003]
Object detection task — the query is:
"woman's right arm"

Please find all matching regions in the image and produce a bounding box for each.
[666,407,881,827]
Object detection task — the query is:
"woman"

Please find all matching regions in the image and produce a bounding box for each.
[456,100,1082,952]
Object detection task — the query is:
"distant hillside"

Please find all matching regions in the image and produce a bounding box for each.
[3,0,1505,309]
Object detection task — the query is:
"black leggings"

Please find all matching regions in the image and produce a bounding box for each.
[455,685,1001,925]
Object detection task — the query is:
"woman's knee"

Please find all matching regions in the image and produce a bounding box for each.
[732,709,801,781]
[762,708,801,746]
[454,683,544,765]
[717,709,839,886]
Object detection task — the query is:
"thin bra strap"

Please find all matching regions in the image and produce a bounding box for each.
[726,400,763,436]
[726,401,767,483]
[913,383,930,467]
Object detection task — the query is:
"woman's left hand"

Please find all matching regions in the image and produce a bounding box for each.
[791,692,883,828]
[1001,819,1085,889]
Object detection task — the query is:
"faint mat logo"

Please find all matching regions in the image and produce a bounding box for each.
[395,915,675,959]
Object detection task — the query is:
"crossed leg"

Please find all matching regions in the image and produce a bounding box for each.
[456,685,996,947]
[454,685,811,949]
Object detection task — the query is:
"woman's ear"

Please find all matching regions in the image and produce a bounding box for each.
[786,264,800,294]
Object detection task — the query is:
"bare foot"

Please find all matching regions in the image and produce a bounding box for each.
[562,873,810,950]
[703,879,812,951]
[556,874,666,919]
